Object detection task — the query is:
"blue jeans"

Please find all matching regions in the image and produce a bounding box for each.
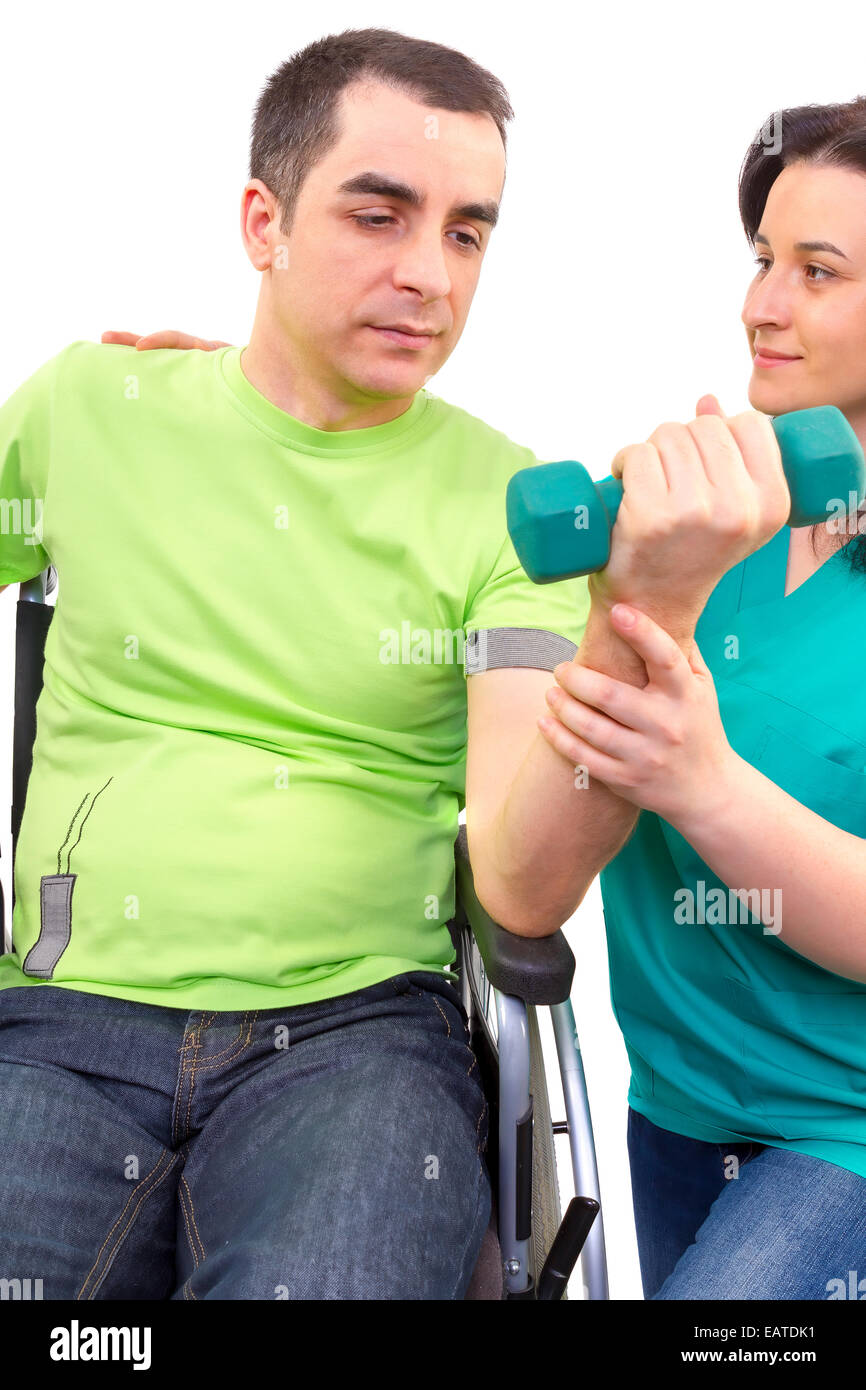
[0,972,492,1299]
[627,1105,866,1299]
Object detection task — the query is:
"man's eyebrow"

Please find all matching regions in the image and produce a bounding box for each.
[335,171,500,229]
[754,230,850,261]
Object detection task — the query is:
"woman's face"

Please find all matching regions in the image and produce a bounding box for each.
[742,161,866,431]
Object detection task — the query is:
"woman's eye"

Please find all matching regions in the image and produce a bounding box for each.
[351,215,480,251]
[805,264,835,282]
[752,255,834,283]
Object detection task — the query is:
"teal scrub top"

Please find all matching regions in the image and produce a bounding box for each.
[599,524,866,1180]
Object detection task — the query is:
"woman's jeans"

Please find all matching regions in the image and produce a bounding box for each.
[627,1105,866,1300]
[0,972,492,1300]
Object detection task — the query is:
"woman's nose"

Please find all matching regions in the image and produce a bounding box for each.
[742,267,792,331]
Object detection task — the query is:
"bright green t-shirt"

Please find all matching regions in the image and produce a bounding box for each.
[0,341,590,1010]
[601,525,866,1181]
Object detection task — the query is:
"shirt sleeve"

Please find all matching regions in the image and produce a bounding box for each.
[462,525,591,678]
[0,349,63,586]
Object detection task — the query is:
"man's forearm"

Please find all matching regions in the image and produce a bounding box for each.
[477,597,696,937]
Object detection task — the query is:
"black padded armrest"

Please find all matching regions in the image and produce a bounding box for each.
[454,824,575,1005]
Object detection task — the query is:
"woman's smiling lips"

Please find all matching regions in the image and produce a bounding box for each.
[753,345,802,369]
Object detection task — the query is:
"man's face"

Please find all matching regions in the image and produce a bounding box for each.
[249,79,506,407]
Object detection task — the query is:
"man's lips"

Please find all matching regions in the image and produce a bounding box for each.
[368,326,436,349]
[374,324,439,335]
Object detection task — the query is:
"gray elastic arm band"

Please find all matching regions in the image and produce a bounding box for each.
[464,626,578,676]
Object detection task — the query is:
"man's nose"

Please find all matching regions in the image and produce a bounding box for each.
[391,227,453,301]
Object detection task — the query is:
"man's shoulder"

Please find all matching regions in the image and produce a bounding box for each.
[53,339,139,371]
[51,339,219,385]
[423,390,540,477]
[27,339,153,394]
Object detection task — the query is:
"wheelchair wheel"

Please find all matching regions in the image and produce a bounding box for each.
[527,1003,566,1299]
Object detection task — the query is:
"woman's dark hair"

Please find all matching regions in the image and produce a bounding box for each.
[249,27,513,237]
[739,96,866,574]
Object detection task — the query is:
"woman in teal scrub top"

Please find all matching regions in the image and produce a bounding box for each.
[541,95,866,1300]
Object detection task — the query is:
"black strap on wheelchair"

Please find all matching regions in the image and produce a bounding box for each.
[7,596,54,928]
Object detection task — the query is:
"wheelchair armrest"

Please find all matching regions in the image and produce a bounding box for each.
[454,824,575,1005]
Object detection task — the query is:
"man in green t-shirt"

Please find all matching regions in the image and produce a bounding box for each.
[0,33,599,1301]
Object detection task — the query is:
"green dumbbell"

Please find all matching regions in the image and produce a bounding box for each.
[506,406,866,584]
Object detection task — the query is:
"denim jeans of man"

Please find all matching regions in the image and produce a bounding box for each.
[0,971,492,1299]
[627,1105,866,1299]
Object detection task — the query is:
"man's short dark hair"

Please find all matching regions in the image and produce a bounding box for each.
[249,26,514,235]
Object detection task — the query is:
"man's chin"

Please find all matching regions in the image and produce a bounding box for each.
[348,365,430,400]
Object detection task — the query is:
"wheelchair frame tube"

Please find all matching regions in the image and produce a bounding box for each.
[495,991,533,1296]
[551,998,609,1300]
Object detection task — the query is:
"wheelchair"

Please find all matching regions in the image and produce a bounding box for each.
[1,565,609,1300]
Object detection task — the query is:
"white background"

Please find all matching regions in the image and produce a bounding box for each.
[2,0,866,1301]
